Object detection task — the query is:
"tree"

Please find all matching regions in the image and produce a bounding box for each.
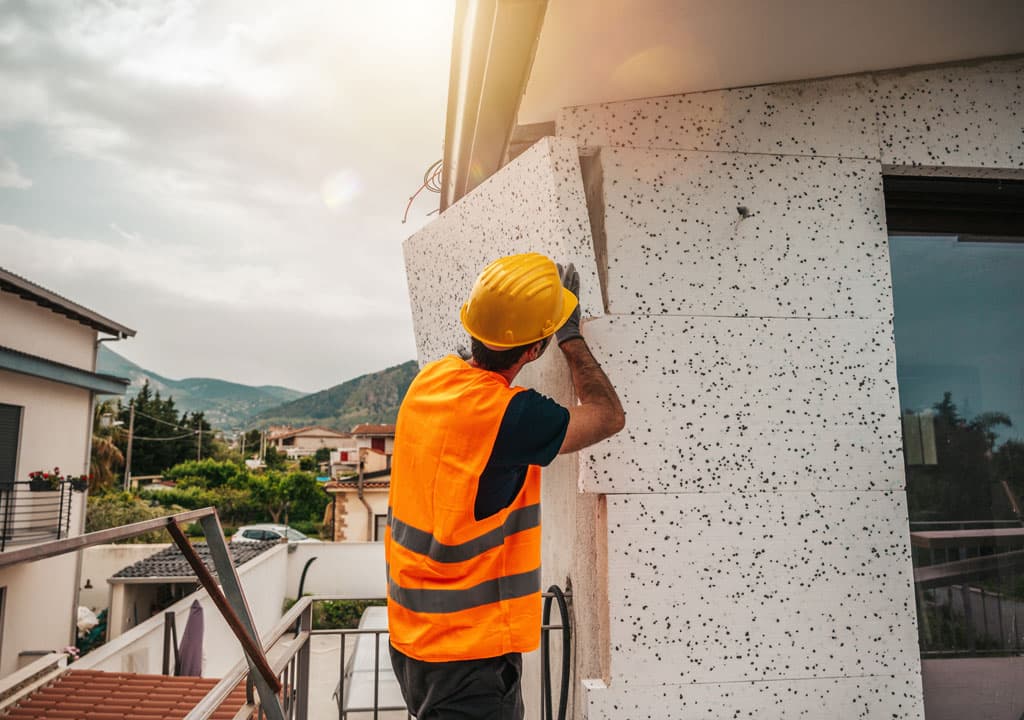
[164,459,246,489]
[251,470,325,523]
[906,392,1017,521]
[263,446,287,471]
[91,399,124,491]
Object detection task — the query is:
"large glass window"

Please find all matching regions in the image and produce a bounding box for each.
[889,231,1024,718]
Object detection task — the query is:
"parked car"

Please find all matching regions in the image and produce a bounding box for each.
[231,524,321,543]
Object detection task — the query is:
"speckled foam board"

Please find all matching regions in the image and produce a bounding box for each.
[584,673,924,719]
[581,315,903,495]
[873,57,1024,170]
[603,490,920,687]
[598,148,892,319]
[558,74,877,159]
[403,136,600,365]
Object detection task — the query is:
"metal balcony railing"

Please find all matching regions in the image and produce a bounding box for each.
[915,548,1024,656]
[185,594,572,720]
[0,481,74,552]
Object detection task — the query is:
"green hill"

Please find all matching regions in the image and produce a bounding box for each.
[251,360,419,431]
[96,346,305,431]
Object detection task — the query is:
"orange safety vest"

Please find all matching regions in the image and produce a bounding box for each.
[385,355,542,662]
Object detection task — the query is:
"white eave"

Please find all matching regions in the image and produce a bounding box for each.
[441,0,548,211]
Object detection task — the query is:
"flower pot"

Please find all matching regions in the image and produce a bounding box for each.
[29,479,58,492]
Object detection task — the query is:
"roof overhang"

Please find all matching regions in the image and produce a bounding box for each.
[0,267,136,338]
[0,345,130,394]
[441,0,548,211]
[440,0,1024,207]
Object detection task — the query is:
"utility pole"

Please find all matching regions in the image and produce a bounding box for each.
[197,418,202,462]
[240,431,246,459]
[123,400,135,492]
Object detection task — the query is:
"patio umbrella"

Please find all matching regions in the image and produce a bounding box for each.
[176,599,204,676]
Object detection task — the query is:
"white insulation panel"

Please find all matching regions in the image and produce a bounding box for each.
[604,491,920,687]
[403,136,600,365]
[581,314,903,495]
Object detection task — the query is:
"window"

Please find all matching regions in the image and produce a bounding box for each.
[371,437,385,452]
[0,404,22,489]
[886,176,1024,715]
[374,514,387,542]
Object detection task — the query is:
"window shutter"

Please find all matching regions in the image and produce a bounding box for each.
[0,404,22,489]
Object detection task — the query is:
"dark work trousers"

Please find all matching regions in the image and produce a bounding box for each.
[390,645,525,720]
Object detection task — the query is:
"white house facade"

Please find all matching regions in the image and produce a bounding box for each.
[404,3,1024,718]
[0,268,133,677]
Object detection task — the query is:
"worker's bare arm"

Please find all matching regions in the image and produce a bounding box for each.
[558,338,625,454]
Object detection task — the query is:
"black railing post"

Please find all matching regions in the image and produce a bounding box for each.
[1,485,10,552]
[162,611,179,675]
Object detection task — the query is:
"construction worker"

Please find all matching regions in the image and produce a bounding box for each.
[386,252,625,719]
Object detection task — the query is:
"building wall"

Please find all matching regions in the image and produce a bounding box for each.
[405,57,1023,719]
[0,293,97,370]
[285,541,386,599]
[79,545,172,612]
[329,488,389,542]
[556,58,1022,718]
[0,369,93,678]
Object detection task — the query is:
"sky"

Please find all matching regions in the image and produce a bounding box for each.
[0,0,454,393]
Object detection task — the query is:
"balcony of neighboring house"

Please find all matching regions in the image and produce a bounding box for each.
[0,480,80,552]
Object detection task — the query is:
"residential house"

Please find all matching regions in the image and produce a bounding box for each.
[0,267,133,677]
[402,2,1024,718]
[265,426,351,459]
[322,469,390,543]
[350,424,395,456]
[329,424,394,476]
[324,425,396,542]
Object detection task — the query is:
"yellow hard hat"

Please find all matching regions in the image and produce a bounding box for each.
[460,253,578,348]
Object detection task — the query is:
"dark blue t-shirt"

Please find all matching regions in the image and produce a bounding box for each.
[473,389,570,520]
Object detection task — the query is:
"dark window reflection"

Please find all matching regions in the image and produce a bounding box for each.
[889,234,1024,719]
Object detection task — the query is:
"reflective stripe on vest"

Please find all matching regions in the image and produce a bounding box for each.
[388,567,541,614]
[387,504,540,564]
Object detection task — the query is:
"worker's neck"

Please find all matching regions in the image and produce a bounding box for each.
[467,358,522,385]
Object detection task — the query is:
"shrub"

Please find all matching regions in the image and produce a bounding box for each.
[164,459,246,488]
[86,492,181,543]
[283,598,386,630]
[288,520,322,537]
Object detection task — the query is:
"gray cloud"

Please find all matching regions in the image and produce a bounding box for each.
[0,0,452,390]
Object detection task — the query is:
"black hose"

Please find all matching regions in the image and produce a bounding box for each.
[541,585,570,720]
[293,556,317,632]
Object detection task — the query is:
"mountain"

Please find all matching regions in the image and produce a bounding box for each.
[250,360,419,431]
[96,346,306,431]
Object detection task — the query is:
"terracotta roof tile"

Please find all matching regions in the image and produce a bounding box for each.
[1,670,249,720]
[350,424,395,436]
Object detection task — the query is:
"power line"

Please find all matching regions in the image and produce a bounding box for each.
[131,407,197,432]
[112,426,197,442]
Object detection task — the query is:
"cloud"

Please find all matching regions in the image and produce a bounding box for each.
[0,0,452,389]
[0,154,31,188]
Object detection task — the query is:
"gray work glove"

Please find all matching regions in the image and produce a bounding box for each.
[555,262,582,346]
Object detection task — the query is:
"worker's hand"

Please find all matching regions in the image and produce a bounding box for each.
[555,262,582,346]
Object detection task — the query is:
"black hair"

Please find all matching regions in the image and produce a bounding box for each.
[470,336,548,372]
